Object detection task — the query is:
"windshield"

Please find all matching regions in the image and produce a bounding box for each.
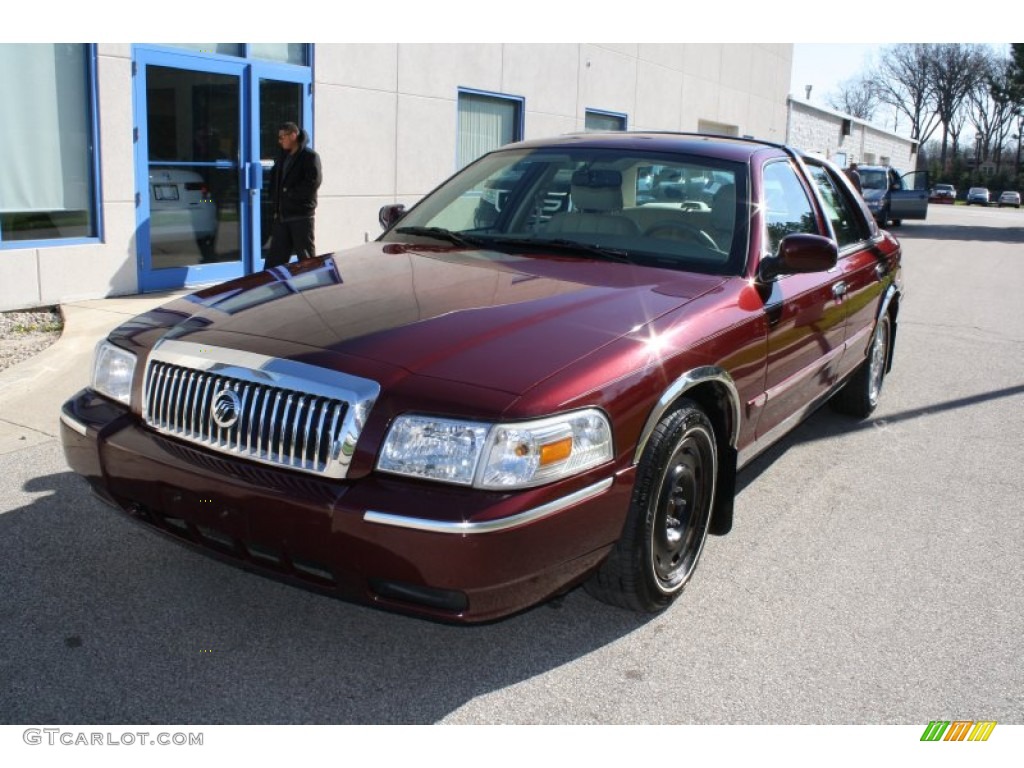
[860,169,889,191]
[381,147,750,275]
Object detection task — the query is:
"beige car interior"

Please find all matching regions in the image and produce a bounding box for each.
[543,165,735,252]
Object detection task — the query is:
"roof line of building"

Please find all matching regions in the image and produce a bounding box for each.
[786,96,917,147]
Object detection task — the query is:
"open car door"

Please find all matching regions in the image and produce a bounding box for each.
[890,170,929,221]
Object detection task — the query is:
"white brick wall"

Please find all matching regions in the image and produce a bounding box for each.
[786,97,917,172]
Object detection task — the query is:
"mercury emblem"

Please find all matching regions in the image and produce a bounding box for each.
[211,389,242,429]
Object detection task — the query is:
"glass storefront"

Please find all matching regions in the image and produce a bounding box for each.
[134,46,311,291]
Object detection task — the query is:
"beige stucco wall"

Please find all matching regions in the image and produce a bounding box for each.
[0,45,138,311]
[1,43,793,311]
[314,43,793,251]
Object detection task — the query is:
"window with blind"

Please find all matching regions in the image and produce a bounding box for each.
[585,110,627,132]
[0,44,98,244]
[456,90,523,169]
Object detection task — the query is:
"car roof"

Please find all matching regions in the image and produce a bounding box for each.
[498,131,792,163]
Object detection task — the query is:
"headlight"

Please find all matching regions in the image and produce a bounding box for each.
[377,409,613,489]
[91,340,137,405]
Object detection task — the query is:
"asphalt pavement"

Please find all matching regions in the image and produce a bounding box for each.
[0,205,1021,726]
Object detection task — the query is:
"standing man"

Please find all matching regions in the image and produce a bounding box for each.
[844,161,863,194]
[266,122,322,269]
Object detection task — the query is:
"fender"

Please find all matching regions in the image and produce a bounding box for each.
[632,366,742,465]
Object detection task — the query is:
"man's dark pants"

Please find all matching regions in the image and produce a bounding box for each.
[266,216,315,269]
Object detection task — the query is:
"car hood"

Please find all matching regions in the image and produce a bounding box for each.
[141,243,727,396]
[861,188,886,203]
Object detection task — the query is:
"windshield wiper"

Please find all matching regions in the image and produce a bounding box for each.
[483,237,634,264]
[394,228,634,263]
[393,226,487,248]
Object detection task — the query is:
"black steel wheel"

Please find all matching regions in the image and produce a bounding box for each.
[831,312,891,419]
[585,401,717,612]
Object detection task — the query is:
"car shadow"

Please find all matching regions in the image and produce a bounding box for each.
[0,471,655,725]
[736,382,1024,494]
[891,220,1024,244]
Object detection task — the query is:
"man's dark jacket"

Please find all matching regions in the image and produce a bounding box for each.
[269,130,322,220]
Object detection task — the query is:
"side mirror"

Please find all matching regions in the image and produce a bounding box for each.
[758,233,838,282]
[379,203,406,231]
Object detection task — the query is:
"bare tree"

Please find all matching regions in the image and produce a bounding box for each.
[873,44,942,145]
[827,76,880,120]
[964,56,1018,171]
[1001,44,1024,178]
[931,44,988,169]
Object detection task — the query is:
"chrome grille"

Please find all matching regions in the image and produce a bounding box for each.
[142,340,380,479]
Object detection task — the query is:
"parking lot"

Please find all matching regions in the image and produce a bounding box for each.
[0,203,1021,725]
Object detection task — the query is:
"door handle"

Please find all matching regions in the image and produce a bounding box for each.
[246,162,263,192]
[832,281,848,298]
[875,263,887,280]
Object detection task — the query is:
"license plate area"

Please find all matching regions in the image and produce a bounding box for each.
[153,184,179,201]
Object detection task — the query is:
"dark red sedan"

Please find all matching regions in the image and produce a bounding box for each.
[61,133,903,622]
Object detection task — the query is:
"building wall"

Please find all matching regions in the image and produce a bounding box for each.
[314,43,792,253]
[0,43,793,311]
[0,45,138,311]
[785,97,918,172]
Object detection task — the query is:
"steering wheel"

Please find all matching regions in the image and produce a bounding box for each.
[643,221,720,250]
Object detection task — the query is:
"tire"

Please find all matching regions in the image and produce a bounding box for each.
[831,312,891,419]
[585,401,717,612]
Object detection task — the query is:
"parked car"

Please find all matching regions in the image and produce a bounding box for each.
[62,133,904,623]
[997,190,1021,208]
[857,164,929,226]
[149,167,218,256]
[966,187,991,206]
[929,183,956,203]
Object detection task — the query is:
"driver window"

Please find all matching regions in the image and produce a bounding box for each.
[762,161,818,254]
[807,163,868,249]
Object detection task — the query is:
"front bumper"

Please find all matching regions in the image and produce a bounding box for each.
[60,389,631,622]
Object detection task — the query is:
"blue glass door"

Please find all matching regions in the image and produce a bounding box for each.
[249,65,313,272]
[135,50,249,292]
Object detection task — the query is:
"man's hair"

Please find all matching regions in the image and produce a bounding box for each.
[279,121,300,135]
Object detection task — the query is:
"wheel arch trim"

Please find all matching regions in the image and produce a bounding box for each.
[632,366,741,465]
[877,283,899,324]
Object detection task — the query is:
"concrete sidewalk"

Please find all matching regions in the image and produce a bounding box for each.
[0,291,186,455]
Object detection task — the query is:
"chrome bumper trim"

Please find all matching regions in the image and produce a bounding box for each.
[364,477,615,535]
[60,411,88,436]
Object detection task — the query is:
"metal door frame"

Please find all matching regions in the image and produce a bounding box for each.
[133,47,313,292]
[247,62,313,274]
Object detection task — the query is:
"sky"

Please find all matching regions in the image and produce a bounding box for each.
[790,44,883,107]
[790,42,1014,137]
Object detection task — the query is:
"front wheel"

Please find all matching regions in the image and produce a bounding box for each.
[585,402,717,612]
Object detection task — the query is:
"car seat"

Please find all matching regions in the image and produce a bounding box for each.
[544,170,641,237]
